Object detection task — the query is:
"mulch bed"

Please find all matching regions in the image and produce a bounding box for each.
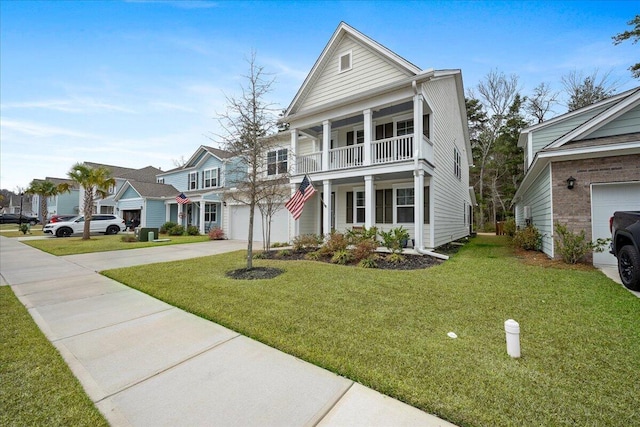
[226,267,285,280]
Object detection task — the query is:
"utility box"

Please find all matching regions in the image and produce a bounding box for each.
[137,227,159,242]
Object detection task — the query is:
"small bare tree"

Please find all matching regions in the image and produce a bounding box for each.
[216,52,279,269]
[561,69,617,111]
[525,82,559,123]
[256,175,290,252]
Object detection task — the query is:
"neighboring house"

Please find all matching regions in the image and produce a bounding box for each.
[83,162,163,216]
[512,87,640,266]
[113,180,179,229]
[5,193,35,216]
[275,22,473,249]
[39,177,80,219]
[156,145,236,234]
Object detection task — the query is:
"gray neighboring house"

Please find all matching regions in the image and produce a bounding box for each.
[513,87,640,266]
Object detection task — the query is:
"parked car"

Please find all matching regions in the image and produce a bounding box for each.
[610,211,640,290]
[47,214,77,224]
[42,215,126,237]
[0,213,39,225]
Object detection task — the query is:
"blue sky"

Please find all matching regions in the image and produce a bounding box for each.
[1,0,637,191]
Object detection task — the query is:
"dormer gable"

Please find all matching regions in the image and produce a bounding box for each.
[286,22,422,116]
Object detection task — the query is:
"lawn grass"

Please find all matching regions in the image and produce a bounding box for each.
[23,233,210,255]
[102,235,640,426]
[0,224,45,238]
[0,287,108,426]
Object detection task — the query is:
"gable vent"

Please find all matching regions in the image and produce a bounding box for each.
[339,51,352,73]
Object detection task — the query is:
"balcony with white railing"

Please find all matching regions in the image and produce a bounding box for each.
[294,133,434,175]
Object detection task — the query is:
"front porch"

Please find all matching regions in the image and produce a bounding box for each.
[294,171,435,250]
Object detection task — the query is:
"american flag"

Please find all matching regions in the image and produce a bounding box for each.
[176,193,191,204]
[285,175,316,220]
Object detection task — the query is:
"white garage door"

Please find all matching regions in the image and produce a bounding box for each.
[591,182,640,266]
[228,205,290,243]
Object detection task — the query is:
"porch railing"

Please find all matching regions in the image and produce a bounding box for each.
[294,133,433,174]
[371,135,414,164]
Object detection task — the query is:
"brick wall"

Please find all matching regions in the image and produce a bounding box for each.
[551,154,640,260]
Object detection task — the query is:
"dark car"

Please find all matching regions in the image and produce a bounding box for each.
[47,214,77,224]
[0,213,39,225]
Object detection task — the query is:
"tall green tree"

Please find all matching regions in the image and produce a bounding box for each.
[612,14,640,79]
[25,179,71,224]
[67,163,115,240]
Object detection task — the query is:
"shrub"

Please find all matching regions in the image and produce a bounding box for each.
[319,232,348,257]
[346,226,378,245]
[208,226,225,240]
[554,222,610,264]
[276,249,292,258]
[304,250,322,261]
[379,226,410,254]
[292,234,323,252]
[253,252,266,259]
[359,256,378,268]
[331,249,354,265]
[352,239,378,262]
[19,224,30,235]
[385,252,405,263]
[121,235,138,242]
[503,218,516,237]
[168,225,185,236]
[187,225,200,236]
[270,242,288,248]
[513,225,542,251]
[160,221,178,234]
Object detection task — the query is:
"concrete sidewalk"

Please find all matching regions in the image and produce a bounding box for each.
[0,236,455,427]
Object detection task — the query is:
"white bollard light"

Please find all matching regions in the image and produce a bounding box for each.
[504,319,521,358]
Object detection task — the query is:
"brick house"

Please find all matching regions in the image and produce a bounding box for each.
[513,87,640,266]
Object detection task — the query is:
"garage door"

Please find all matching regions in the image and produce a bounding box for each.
[591,182,640,266]
[228,205,290,243]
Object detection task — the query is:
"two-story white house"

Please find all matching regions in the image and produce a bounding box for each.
[278,22,473,249]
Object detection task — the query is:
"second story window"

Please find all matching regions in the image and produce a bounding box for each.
[267,149,288,175]
[454,148,461,180]
[202,168,219,188]
[397,119,414,136]
[157,178,164,184]
[188,172,198,190]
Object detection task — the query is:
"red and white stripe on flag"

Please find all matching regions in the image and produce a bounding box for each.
[285,175,316,220]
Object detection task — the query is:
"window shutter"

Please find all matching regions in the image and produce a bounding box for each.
[346,192,353,224]
[423,114,430,139]
[424,186,430,224]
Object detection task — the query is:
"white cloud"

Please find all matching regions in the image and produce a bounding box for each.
[0,118,100,139]
[1,98,136,114]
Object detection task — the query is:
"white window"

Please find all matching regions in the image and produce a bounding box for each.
[396,187,415,223]
[355,190,365,223]
[454,148,461,180]
[188,172,198,190]
[205,203,217,223]
[202,168,219,188]
[396,119,414,136]
[157,178,164,184]
[267,149,288,175]
[339,51,352,73]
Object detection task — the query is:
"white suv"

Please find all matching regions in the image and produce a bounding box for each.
[43,215,126,237]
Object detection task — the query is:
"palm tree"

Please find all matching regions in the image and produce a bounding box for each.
[25,179,71,225]
[67,163,115,240]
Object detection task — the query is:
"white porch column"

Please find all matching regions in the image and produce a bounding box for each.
[290,129,298,175]
[323,179,332,236]
[363,109,372,165]
[414,170,425,249]
[199,200,205,234]
[322,120,331,171]
[413,93,424,159]
[364,175,375,228]
[429,176,435,248]
[178,204,183,226]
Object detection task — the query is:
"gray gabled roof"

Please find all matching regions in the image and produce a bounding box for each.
[119,166,163,183]
[118,181,179,199]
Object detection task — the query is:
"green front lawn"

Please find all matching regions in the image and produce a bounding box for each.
[0,287,108,426]
[102,235,640,427]
[23,234,210,255]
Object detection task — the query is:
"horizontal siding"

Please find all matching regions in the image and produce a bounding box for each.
[54,191,80,215]
[532,104,609,154]
[299,35,410,111]
[424,77,472,247]
[586,104,640,139]
[118,198,143,210]
[517,164,553,256]
[121,186,140,199]
[145,200,167,228]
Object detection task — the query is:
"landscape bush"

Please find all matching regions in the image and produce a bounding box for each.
[352,239,378,262]
[379,226,410,254]
[160,221,178,234]
[208,226,225,240]
[186,225,200,236]
[319,232,348,257]
[503,218,517,237]
[168,225,185,236]
[345,226,378,245]
[292,234,323,252]
[331,249,354,265]
[513,225,542,251]
[554,222,610,264]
